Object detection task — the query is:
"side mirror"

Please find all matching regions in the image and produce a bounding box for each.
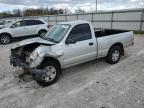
[65,39,76,44]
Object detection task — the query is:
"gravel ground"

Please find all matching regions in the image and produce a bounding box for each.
[0,35,144,108]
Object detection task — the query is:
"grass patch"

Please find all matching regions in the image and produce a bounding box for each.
[134,31,144,34]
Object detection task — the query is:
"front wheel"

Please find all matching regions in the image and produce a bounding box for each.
[0,34,11,44]
[106,46,121,64]
[36,61,60,86]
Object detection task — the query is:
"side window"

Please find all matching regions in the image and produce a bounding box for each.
[12,21,26,28]
[25,20,36,26]
[68,24,92,42]
[35,20,44,25]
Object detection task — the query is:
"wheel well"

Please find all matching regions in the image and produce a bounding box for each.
[0,33,12,38]
[39,29,47,33]
[110,43,124,55]
[41,57,62,74]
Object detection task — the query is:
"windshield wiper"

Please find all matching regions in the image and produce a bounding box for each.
[40,36,58,43]
[44,37,58,43]
[47,38,56,42]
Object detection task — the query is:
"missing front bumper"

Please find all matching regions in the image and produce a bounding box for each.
[10,56,46,82]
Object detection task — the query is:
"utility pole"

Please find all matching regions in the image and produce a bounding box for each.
[65,8,67,14]
[143,0,144,9]
[96,0,97,12]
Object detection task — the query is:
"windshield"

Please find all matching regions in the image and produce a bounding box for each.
[42,24,71,43]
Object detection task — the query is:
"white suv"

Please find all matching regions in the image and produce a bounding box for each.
[0,19,49,44]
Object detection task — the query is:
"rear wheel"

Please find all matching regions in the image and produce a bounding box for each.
[106,46,121,64]
[0,34,11,44]
[36,60,60,86]
[38,30,47,38]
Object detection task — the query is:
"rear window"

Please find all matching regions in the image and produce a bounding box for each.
[35,20,45,25]
[26,20,35,26]
[25,20,44,26]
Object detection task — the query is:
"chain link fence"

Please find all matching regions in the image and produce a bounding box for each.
[1,8,144,31]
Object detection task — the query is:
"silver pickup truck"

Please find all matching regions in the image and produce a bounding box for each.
[10,20,134,86]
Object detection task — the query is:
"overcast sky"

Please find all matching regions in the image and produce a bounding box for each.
[0,0,144,12]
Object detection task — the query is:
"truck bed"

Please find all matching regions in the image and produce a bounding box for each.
[94,28,129,37]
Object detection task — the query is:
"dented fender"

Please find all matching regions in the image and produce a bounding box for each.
[29,44,64,68]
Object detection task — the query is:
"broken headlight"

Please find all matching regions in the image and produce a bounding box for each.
[31,52,39,59]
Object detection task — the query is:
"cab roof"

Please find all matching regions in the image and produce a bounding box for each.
[58,20,90,26]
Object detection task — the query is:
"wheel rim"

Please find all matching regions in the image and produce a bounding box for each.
[42,66,57,82]
[39,31,46,37]
[112,50,120,61]
[1,35,10,44]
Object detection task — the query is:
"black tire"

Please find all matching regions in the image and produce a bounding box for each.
[0,34,11,44]
[106,46,122,64]
[23,69,31,75]
[38,30,47,38]
[36,60,60,86]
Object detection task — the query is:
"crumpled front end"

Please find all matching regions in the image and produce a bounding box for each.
[10,54,47,82]
[10,39,64,83]
[10,43,51,82]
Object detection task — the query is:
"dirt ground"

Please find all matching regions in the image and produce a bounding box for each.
[0,35,144,108]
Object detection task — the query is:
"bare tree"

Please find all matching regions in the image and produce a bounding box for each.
[0,8,64,18]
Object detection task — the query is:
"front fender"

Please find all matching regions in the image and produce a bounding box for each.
[30,51,63,68]
[0,28,13,36]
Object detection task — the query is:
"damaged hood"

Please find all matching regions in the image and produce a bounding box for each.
[12,37,55,49]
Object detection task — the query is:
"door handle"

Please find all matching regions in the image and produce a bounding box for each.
[89,42,94,46]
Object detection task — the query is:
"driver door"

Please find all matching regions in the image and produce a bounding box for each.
[11,20,28,37]
[63,24,97,67]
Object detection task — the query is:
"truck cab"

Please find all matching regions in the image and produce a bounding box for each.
[61,21,98,68]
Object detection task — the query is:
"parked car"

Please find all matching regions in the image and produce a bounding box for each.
[0,20,12,28]
[10,20,134,86]
[0,21,5,28]
[0,19,49,44]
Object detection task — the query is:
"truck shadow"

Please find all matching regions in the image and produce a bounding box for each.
[15,58,107,85]
[15,56,127,89]
[61,57,109,79]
